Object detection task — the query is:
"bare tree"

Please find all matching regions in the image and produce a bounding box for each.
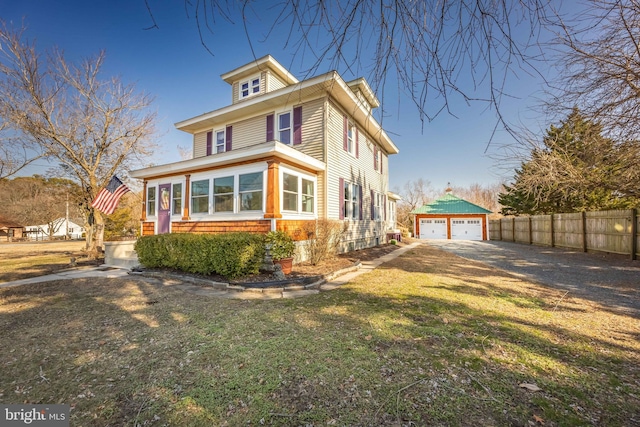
[146,0,555,132]
[0,122,40,178]
[0,22,157,256]
[549,0,640,140]
[396,178,436,229]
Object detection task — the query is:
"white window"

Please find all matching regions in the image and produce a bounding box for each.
[240,75,260,99]
[282,171,315,214]
[172,183,182,215]
[373,192,382,220]
[347,121,355,155]
[278,112,291,145]
[215,130,225,153]
[147,186,156,216]
[191,180,210,214]
[213,176,234,213]
[343,181,360,220]
[239,172,263,211]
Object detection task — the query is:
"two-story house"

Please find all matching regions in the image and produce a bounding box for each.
[129,55,399,254]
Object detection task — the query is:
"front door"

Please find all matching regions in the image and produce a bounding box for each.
[157,183,171,234]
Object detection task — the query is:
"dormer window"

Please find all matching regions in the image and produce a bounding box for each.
[240,75,261,99]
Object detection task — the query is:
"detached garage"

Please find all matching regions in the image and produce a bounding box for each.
[411,192,491,240]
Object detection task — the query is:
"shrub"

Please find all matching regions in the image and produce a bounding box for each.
[302,219,348,265]
[390,239,398,245]
[264,231,295,261]
[135,232,266,279]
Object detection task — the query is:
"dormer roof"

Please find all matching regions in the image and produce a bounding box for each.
[220,55,299,86]
[347,78,380,109]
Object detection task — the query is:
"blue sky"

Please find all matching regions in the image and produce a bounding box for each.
[2,0,554,193]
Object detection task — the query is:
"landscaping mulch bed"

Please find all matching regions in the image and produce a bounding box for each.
[155,241,408,286]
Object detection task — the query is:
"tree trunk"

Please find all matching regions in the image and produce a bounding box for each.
[85,210,105,259]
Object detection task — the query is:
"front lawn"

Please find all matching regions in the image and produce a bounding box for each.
[0,244,638,426]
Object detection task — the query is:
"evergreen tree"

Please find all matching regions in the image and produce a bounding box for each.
[500,109,640,215]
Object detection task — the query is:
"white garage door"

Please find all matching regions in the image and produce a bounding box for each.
[419,219,447,239]
[451,218,483,240]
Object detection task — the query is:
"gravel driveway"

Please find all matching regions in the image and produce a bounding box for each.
[425,240,640,317]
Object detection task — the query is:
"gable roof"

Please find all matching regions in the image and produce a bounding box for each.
[0,216,24,229]
[411,193,492,215]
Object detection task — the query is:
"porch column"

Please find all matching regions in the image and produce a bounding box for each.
[182,174,191,220]
[141,181,147,221]
[264,160,282,219]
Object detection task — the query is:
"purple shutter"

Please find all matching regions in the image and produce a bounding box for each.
[380,152,383,174]
[226,126,232,152]
[370,189,375,220]
[206,131,212,156]
[339,178,344,220]
[343,116,348,151]
[293,106,302,145]
[266,114,274,142]
[355,129,359,158]
[374,146,378,171]
[359,185,363,220]
[383,195,387,220]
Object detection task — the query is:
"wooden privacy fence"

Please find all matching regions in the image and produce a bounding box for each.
[489,209,639,260]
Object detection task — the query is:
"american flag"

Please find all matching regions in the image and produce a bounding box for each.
[91,176,131,215]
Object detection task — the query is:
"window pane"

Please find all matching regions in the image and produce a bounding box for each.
[214,176,234,194]
[192,196,209,214]
[279,113,290,129]
[283,192,297,211]
[192,180,209,196]
[239,172,262,192]
[302,195,314,213]
[279,129,291,145]
[242,82,248,90]
[302,179,313,196]
[283,173,297,192]
[216,131,225,149]
[241,192,262,211]
[214,194,233,212]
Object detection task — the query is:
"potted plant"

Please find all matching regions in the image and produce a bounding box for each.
[265,230,296,274]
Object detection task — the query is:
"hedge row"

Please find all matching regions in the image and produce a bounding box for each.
[134,232,266,279]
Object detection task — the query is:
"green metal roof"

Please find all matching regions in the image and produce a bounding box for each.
[410,193,492,215]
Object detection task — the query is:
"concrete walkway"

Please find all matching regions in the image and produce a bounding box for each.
[0,242,423,300]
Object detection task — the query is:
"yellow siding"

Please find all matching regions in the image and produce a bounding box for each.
[326,100,390,251]
[232,115,266,150]
[267,71,287,91]
[295,97,325,161]
[193,131,207,158]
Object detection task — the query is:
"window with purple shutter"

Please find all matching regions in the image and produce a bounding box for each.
[206,131,212,156]
[343,116,348,151]
[374,146,378,170]
[383,195,387,220]
[266,114,274,142]
[225,126,232,152]
[339,178,345,220]
[370,189,375,220]
[359,185,363,220]
[293,106,302,145]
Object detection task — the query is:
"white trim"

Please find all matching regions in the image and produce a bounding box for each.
[130,141,325,179]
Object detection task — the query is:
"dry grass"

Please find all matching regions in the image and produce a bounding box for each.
[0,243,638,426]
[0,241,96,282]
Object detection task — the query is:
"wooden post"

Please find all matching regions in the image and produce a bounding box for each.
[512,217,516,242]
[550,213,555,248]
[529,216,533,245]
[498,219,502,241]
[582,211,588,252]
[182,174,191,220]
[631,208,637,261]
